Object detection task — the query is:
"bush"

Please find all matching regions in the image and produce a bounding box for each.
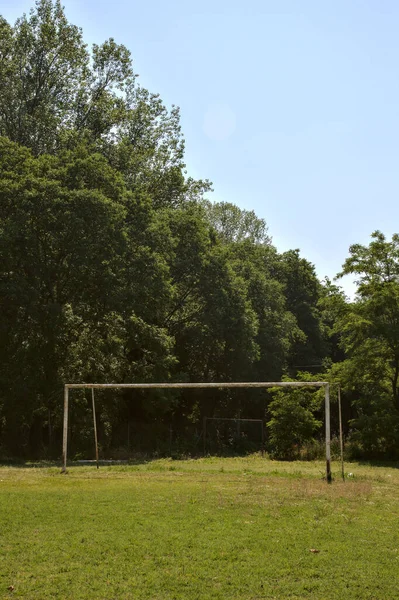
[267,389,322,460]
[347,409,399,460]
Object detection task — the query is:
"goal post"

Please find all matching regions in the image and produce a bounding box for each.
[61,381,332,482]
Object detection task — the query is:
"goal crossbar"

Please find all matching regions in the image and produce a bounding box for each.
[62,381,331,481]
[65,381,327,389]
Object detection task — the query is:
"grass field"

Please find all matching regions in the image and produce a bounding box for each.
[0,457,398,599]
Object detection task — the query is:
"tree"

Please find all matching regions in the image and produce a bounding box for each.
[0,1,211,210]
[201,200,270,245]
[330,231,399,457]
[267,388,322,460]
[0,138,121,452]
[0,137,176,455]
[278,250,327,372]
[318,277,347,365]
[338,231,399,410]
[229,241,303,382]
[107,88,212,208]
[0,0,133,154]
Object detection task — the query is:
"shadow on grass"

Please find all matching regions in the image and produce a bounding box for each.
[0,456,153,469]
[1,455,398,472]
[1,452,264,469]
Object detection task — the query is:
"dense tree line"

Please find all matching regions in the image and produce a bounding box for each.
[1,1,398,460]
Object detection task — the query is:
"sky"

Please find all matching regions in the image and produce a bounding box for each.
[2,0,399,296]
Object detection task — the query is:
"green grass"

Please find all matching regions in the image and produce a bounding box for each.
[0,457,398,599]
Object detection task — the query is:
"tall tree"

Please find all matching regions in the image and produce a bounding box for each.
[0,137,176,454]
[201,200,270,245]
[337,231,399,409]
[0,0,133,154]
[329,231,399,457]
[278,250,327,372]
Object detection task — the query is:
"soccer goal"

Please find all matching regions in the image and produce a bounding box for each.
[61,381,332,482]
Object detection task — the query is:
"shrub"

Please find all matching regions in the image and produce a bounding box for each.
[267,389,322,460]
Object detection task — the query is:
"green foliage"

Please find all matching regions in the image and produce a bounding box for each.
[4,1,399,461]
[267,389,322,459]
[277,250,328,372]
[0,0,139,154]
[0,136,177,454]
[201,200,270,244]
[330,231,399,456]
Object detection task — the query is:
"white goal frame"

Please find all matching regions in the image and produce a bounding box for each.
[61,381,332,482]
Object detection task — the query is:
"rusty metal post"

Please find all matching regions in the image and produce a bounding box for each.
[325,384,332,483]
[338,385,345,481]
[61,385,69,473]
[92,389,99,469]
[203,417,207,456]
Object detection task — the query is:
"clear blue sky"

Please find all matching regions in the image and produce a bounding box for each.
[3,0,399,296]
